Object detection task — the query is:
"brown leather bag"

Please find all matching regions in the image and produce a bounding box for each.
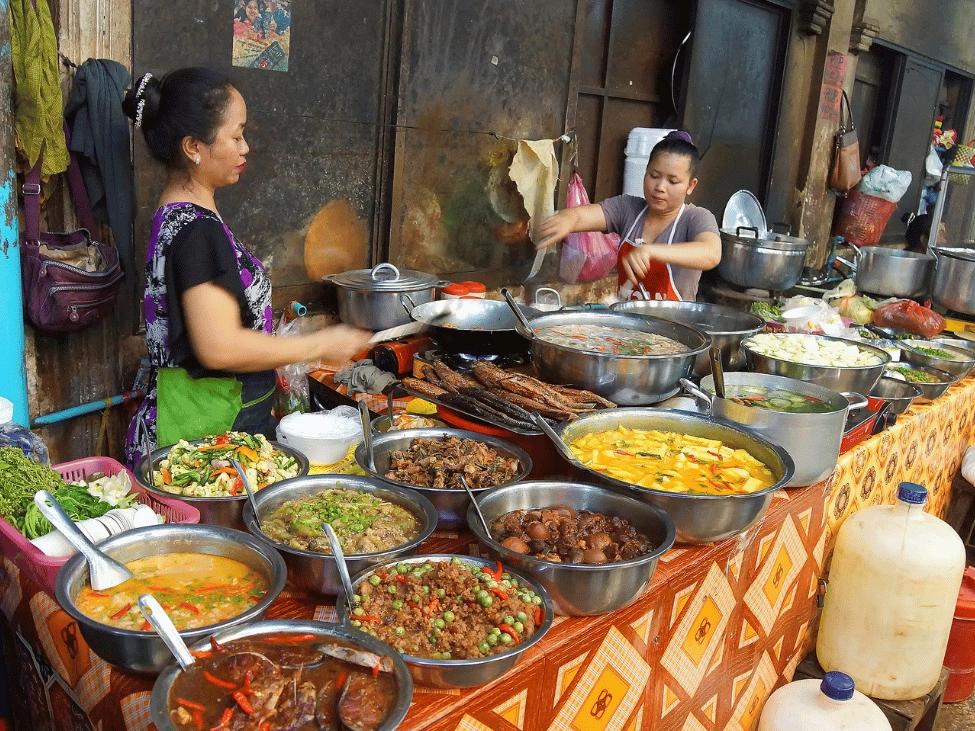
[829,91,862,193]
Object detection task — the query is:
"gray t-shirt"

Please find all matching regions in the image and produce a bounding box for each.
[600,195,719,300]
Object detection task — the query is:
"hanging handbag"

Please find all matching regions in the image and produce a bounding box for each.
[829,90,862,193]
[19,128,123,333]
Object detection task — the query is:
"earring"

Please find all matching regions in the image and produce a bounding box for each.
[194,158,201,165]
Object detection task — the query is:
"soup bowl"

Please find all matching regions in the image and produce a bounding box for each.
[150,619,413,731]
[54,524,287,675]
[243,474,438,596]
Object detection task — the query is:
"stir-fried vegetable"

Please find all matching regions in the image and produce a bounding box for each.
[910,345,956,360]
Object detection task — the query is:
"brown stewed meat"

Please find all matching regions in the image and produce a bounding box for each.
[489,506,656,564]
[386,436,520,489]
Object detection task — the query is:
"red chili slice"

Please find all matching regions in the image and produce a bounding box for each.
[203,670,237,690]
[110,603,132,620]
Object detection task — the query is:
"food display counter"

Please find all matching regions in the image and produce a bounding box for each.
[3,374,972,731]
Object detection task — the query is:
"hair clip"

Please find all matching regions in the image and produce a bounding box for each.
[134,99,146,129]
[135,72,153,99]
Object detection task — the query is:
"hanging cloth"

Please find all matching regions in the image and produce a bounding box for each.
[10,0,68,177]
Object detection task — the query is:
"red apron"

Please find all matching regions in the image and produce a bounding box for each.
[617,203,685,301]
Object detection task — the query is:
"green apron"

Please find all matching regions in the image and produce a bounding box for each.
[155,367,277,447]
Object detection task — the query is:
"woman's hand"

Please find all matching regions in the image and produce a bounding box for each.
[535,204,609,250]
[620,245,655,284]
[312,324,373,365]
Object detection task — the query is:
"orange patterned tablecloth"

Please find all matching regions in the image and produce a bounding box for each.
[3,376,974,731]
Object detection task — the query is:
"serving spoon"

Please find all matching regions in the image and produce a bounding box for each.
[323,523,358,613]
[33,490,133,590]
[358,399,376,473]
[230,458,262,531]
[529,413,584,467]
[137,594,195,670]
[459,475,491,536]
[709,347,727,399]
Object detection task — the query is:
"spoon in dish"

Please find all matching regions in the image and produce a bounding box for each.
[323,523,358,614]
[459,475,491,536]
[230,458,262,530]
[137,594,196,670]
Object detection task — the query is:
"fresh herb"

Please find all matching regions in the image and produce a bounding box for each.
[913,346,954,359]
[0,447,67,535]
[750,301,784,323]
[887,366,940,384]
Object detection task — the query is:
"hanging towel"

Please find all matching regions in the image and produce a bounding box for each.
[509,139,559,278]
[10,0,68,176]
[64,59,135,278]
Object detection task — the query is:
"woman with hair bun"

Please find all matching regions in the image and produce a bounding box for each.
[537,131,721,301]
[122,67,371,464]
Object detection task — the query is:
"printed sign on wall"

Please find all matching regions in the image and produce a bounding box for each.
[232,0,291,71]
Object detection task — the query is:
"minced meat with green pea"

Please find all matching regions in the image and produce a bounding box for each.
[350,558,543,660]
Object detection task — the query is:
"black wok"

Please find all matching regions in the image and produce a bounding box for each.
[401,295,540,355]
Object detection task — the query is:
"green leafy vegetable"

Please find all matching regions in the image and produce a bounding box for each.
[750,301,784,323]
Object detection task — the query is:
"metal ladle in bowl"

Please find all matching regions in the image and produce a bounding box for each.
[459,475,491,536]
[358,399,376,473]
[230,458,262,531]
[322,523,357,613]
[529,413,584,467]
[501,287,536,340]
[33,490,133,590]
[709,346,726,399]
[137,594,195,670]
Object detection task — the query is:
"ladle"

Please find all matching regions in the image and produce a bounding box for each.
[137,594,195,670]
[33,490,133,590]
[709,347,726,399]
[230,458,262,530]
[459,475,490,536]
[501,287,536,340]
[358,399,376,473]
[529,413,583,467]
[387,388,397,430]
[323,523,357,613]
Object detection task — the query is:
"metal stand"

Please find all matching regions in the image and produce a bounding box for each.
[927,165,975,250]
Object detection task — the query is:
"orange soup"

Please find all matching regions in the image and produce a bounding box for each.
[75,553,268,631]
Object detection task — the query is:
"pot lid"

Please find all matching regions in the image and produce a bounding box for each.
[329,263,440,291]
[934,246,975,262]
[719,229,809,251]
[722,190,768,237]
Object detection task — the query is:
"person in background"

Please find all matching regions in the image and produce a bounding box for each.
[904,212,947,255]
[262,0,291,35]
[536,131,721,301]
[121,67,371,465]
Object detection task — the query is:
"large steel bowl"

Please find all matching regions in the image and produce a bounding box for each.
[150,619,413,731]
[523,311,711,405]
[466,481,675,616]
[611,300,764,374]
[868,377,920,415]
[336,555,554,688]
[742,333,890,395]
[354,428,532,529]
[884,363,955,402]
[548,409,794,544]
[54,524,287,674]
[135,440,310,530]
[899,340,975,379]
[242,474,438,596]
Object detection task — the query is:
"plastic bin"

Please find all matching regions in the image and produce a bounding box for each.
[943,565,975,702]
[0,456,199,595]
[623,128,674,197]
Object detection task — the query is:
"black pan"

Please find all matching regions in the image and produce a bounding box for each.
[401,296,540,355]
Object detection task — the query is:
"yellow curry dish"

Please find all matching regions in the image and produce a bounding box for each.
[569,426,776,495]
[75,553,269,631]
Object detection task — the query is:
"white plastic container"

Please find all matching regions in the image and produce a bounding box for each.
[817,482,966,700]
[623,128,674,197]
[276,408,363,465]
[758,672,892,731]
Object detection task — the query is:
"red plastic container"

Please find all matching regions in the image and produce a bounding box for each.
[0,456,200,595]
[943,566,975,703]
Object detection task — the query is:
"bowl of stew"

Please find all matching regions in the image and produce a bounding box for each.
[150,619,413,731]
[55,523,287,675]
[336,555,554,688]
[467,481,675,616]
[242,475,438,596]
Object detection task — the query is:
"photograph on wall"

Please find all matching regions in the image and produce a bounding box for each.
[232,0,291,72]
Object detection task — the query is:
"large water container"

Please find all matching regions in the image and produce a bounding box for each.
[817,482,966,700]
[623,128,674,197]
[758,672,891,731]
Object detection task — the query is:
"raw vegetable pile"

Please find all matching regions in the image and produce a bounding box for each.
[745,333,884,367]
[0,447,136,538]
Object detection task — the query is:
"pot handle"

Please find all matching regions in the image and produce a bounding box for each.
[841,392,869,412]
[371,263,400,280]
[533,287,562,308]
[849,243,862,260]
[680,378,713,414]
[735,226,760,239]
[399,293,417,317]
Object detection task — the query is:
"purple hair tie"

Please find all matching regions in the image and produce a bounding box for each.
[668,130,694,144]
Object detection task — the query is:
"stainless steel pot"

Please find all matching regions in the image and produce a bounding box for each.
[611,300,764,374]
[150,619,414,731]
[849,244,934,298]
[466,481,675,616]
[932,245,975,315]
[326,263,443,330]
[685,373,865,487]
[242,474,438,596]
[548,409,795,544]
[718,227,809,291]
[54,524,287,674]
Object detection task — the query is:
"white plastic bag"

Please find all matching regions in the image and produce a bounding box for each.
[963,446,975,486]
[857,165,913,203]
[275,314,310,415]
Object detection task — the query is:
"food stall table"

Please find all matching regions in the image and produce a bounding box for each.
[2,376,974,731]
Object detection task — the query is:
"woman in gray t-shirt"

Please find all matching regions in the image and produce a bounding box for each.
[537,131,720,301]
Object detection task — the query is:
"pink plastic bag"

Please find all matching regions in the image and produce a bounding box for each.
[559,174,620,283]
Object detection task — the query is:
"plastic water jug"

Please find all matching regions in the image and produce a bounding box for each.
[758,672,891,731]
[817,482,966,700]
[623,128,674,197]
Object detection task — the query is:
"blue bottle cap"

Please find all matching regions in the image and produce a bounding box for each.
[821,671,855,701]
[897,482,928,505]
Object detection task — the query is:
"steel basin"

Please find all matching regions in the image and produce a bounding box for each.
[853,245,934,298]
[884,363,955,402]
[548,409,794,544]
[54,524,287,675]
[336,555,554,688]
[523,311,710,405]
[900,340,975,379]
[932,246,975,315]
[611,300,764,374]
[354,428,532,530]
[466,481,675,615]
[150,619,413,731]
[135,440,310,530]
[242,475,438,596]
[742,333,890,395]
[325,263,441,330]
[869,376,920,415]
[718,229,809,291]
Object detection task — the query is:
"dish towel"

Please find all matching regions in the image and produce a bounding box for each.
[509,139,559,277]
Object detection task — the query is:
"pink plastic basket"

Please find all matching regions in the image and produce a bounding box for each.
[0,455,200,595]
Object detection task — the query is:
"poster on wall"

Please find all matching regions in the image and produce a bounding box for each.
[232,0,291,72]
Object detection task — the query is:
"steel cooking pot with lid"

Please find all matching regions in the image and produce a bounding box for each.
[326,263,443,330]
[931,245,975,315]
[717,227,810,291]
[847,244,934,298]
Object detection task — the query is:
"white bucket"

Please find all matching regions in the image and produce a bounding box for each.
[623,128,675,198]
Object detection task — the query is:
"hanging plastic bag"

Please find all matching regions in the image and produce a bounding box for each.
[274,312,310,416]
[559,174,620,283]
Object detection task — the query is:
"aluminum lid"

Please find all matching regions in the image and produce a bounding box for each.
[934,246,975,262]
[722,190,768,238]
[328,263,440,291]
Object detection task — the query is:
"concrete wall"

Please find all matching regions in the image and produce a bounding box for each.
[871,0,975,71]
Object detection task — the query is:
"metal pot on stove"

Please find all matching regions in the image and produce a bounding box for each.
[326,263,444,331]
